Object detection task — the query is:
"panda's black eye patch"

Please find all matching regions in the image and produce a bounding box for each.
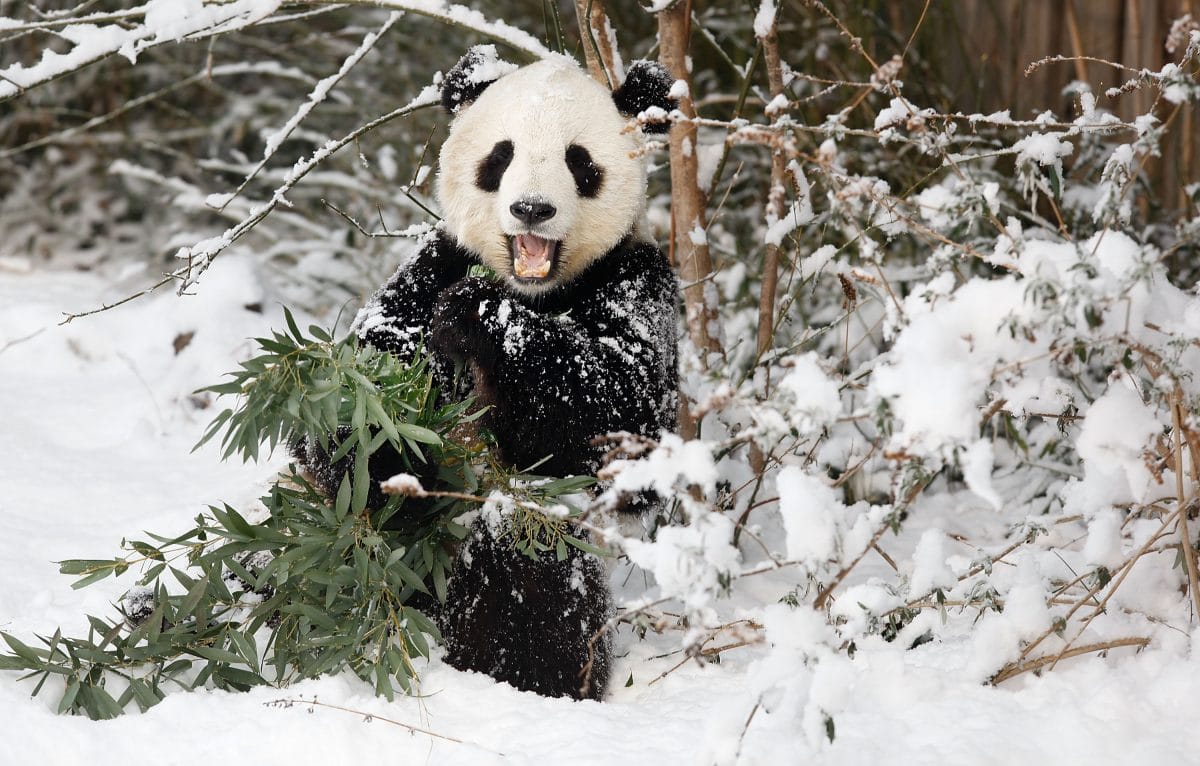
[476,140,514,192]
[565,144,603,198]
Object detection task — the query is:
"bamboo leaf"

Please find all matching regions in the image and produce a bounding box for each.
[395,423,441,445]
[1,633,43,664]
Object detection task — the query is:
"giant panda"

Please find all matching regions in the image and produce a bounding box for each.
[300,47,679,700]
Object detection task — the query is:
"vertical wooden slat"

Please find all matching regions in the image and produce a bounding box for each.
[922,1,1194,214]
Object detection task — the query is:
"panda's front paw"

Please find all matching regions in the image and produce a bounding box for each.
[431,277,502,365]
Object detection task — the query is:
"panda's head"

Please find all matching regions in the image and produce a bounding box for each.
[437,47,675,296]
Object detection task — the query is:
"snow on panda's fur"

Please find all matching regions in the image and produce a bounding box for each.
[304,48,679,700]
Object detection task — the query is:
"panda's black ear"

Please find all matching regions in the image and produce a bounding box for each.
[441,45,516,114]
[612,60,677,134]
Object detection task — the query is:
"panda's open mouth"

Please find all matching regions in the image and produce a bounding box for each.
[510,233,560,281]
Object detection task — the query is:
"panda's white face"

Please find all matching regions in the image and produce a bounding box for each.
[437,60,647,295]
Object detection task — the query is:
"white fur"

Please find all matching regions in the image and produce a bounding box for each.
[437,59,648,294]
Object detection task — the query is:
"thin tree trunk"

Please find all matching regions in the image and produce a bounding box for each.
[574,0,620,86]
[752,7,788,474]
[756,17,787,363]
[658,0,722,365]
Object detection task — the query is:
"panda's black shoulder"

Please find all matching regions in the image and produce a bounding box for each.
[373,232,474,304]
[417,230,479,283]
[354,229,476,356]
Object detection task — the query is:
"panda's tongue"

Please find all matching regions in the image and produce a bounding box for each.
[512,234,553,279]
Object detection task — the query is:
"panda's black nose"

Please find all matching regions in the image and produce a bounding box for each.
[510,199,556,225]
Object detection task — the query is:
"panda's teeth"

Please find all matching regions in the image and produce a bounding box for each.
[512,234,555,279]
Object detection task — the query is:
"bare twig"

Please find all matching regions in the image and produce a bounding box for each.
[216,13,401,212]
[265,696,489,750]
[990,637,1150,685]
[60,92,439,323]
[1171,392,1200,619]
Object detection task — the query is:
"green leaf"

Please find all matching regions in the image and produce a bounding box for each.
[58,559,116,576]
[0,655,32,671]
[351,387,367,433]
[178,576,210,623]
[283,306,305,343]
[564,535,607,557]
[395,423,440,445]
[229,630,260,669]
[89,685,125,720]
[1,633,43,664]
[536,475,595,495]
[432,560,448,603]
[128,678,164,712]
[279,604,338,631]
[19,313,531,717]
[364,396,400,444]
[213,666,265,691]
[352,450,370,515]
[374,660,395,701]
[57,679,82,714]
[69,569,115,590]
[391,558,431,596]
[190,645,244,665]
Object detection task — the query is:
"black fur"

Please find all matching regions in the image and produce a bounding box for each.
[611,60,677,134]
[442,520,613,700]
[441,45,510,114]
[424,235,678,477]
[357,231,678,480]
[565,144,603,198]
[476,140,514,192]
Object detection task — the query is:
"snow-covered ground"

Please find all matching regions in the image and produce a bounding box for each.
[2,257,1200,765]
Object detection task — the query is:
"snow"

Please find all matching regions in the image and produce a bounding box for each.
[801,243,838,281]
[764,162,814,246]
[908,529,956,597]
[1083,509,1124,570]
[777,353,841,428]
[4,229,1200,766]
[753,0,777,39]
[1064,381,1163,512]
[380,472,425,496]
[961,439,1003,510]
[0,1,285,98]
[777,467,841,564]
[873,97,935,132]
